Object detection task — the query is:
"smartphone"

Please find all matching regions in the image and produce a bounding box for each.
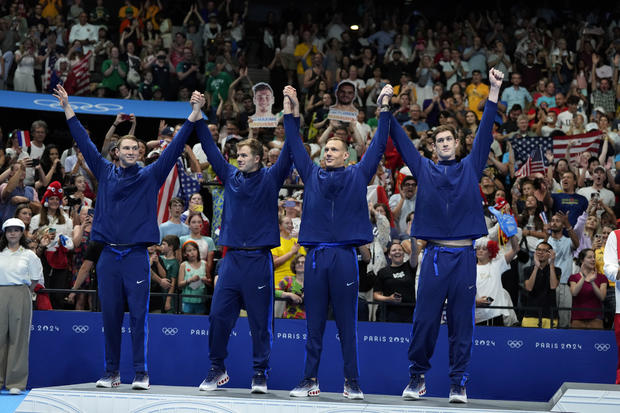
[486,297,494,303]
[394,292,402,299]
[87,209,95,218]
[283,200,296,208]
[121,114,132,121]
[48,227,56,236]
[591,192,600,200]
[30,158,40,167]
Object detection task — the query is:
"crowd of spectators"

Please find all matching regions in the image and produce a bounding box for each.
[1,2,620,328]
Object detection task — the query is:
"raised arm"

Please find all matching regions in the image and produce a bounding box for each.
[283,86,314,181]
[149,91,203,185]
[53,85,107,179]
[470,68,502,176]
[389,114,423,178]
[195,95,234,182]
[358,85,393,181]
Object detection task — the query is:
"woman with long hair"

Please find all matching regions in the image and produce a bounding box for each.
[569,248,608,329]
[0,218,43,395]
[517,195,547,259]
[38,144,65,192]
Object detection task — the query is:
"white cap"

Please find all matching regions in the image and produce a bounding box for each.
[2,218,25,231]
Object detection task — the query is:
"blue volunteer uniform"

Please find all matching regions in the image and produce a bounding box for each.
[196,120,292,374]
[389,101,497,386]
[67,116,196,374]
[284,111,389,381]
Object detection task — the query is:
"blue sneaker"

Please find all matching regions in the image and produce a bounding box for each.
[449,384,467,403]
[131,372,150,390]
[251,371,268,394]
[199,369,229,391]
[95,371,120,388]
[289,378,320,397]
[402,374,426,400]
[343,378,364,400]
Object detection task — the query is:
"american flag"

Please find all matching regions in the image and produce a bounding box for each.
[515,147,546,178]
[551,131,603,161]
[64,51,92,96]
[42,54,59,92]
[156,163,179,225]
[509,131,603,168]
[176,158,201,206]
[509,136,552,169]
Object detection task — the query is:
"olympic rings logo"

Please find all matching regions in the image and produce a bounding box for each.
[161,327,178,336]
[33,99,124,113]
[506,340,524,349]
[594,343,611,352]
[72,325,89,334]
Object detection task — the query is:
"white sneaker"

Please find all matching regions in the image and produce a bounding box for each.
[9,387,22,395]
[95,371,121,388]
[290,378,320,397]
[199,369,229,391]
[131,372,150,390]
[449,384,467,403]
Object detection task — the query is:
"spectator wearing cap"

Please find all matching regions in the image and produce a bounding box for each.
[203,12,221,47]
[30,181,74,308]
[0,217,43,395]
[0,161,39,224]
[590,54,617,116]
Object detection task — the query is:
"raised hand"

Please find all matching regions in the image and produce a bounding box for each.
[283,85,299,116]
[489,68,504,89]
[53,84,69,108]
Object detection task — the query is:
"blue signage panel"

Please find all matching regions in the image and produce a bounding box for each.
[28,311,616,401]
[0,90,206,119]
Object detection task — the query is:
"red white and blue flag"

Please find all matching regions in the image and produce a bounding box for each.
[16,130,31,148]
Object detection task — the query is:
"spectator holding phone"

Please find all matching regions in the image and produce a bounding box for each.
[30,181,74,308]
[569,248,608,328]
[373,242,417,323]
[474,235,519,326]
[0,160,40,224]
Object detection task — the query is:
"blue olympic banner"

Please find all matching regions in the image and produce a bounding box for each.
[0,90,207,119]
[28,311,616,402]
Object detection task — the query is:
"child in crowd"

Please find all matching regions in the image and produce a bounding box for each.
[160,235,180,313]
[178,240,209,314]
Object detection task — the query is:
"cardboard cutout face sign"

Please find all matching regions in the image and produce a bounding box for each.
[329,80,359,122]
[249,82,277,128]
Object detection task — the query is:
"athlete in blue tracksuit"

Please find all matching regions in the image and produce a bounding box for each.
[284,85,393,400]
[193,93,292,394]
[390,69,504,403]
[54,85,203,389]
